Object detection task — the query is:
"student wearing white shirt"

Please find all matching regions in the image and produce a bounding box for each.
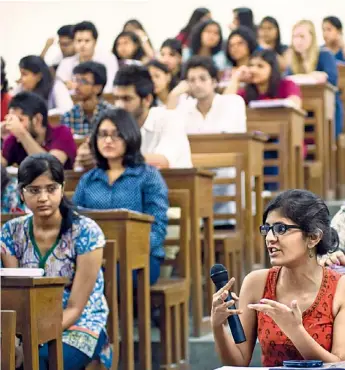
[74,64,192,170]
[167,56,247,227]
[56,21,118,94]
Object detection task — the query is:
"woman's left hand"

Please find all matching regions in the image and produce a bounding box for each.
[248,299,303,337]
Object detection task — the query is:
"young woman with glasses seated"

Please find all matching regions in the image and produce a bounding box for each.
[211,189,345,366]
[1,153,112,369]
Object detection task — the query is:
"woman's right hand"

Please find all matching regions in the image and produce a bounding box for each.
[211,277,243,329]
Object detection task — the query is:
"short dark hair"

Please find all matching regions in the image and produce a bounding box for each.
[323,16,343,31]
[19,55,53,100]
[57,25,74,38]
[226,26,258,66]
[183,55,218,80]
[1,57,8,93]
[161,38,182,56]
[114,64,154,99]
[112,31,145,61]
[263,189,339,256]
[73,61,107,96]
[18,153,77,234]
[73,21,98,40]
[190,19,223,56]
[245,49,281,103]
[91,108,145,169]
[9,92,48,127]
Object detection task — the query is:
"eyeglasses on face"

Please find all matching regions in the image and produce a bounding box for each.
[97,130,121,141]
[73,77,93,86]
[23,183,62,196]
[259,223,302,237]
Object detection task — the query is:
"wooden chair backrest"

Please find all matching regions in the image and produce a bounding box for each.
[164,190,190,282]
[1,310,16,370]
[191,152,244,227]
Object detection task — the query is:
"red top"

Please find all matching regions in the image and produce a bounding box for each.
[176,31,189,47]
[258,267,341,366]
[1,92,11,121]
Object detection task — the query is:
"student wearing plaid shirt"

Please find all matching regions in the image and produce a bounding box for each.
[60,61,114,136]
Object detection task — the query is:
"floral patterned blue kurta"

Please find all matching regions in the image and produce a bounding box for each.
[1,214,112,368]
[1,176,26,213]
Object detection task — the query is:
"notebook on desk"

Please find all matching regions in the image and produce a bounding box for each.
[248,99,296,109]
[215,362,345,370]
[1,268,44,277]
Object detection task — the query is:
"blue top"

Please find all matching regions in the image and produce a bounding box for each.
[1,176,26,213]
[1,214,112,367]
[73,164,169,259]
[334,49,345,63]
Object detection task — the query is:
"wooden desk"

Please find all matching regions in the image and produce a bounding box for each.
[1,277,67,370]
[300,83,337,199]
[338,64,345,124]
[80,210,153,370]
[188,133,266,270]
[160,169,214,338]
[247,107,305,190]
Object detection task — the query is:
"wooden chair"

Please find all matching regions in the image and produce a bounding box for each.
[86,240,119,370]
[151,189,190,369]
[192,152,245,292]
[1,310,16,370]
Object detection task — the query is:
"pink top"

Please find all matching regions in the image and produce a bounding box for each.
[237,79,301,104]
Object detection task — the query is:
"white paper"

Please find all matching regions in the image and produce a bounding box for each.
[1,268,45,277]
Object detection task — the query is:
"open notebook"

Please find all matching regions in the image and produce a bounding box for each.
[1,268,44,277]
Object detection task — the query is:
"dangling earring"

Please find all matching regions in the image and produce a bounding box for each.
[308,247,314,258]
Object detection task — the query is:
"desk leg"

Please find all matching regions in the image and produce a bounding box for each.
[254,175,264,267]
[244,172,254,271]
[120,261,135,370]
[48,338,63,370]
[203,215,215,315]
[22,329,39,370]
[137,266,152,370]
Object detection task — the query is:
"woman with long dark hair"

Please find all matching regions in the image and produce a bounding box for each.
[15,55,72,114]
[230,7,257,35]
[1,153,112,369]
[112,31,148,65]
[258,16,289,71]
[176,7,211,47]
[322,16,345,62]
[73,108,169,286]
[183,19,229,71]
[159,38,183,80]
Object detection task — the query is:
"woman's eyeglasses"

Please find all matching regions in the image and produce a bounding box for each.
[97,131,121,141]
[23,183,62,196]
[259,223,302,237]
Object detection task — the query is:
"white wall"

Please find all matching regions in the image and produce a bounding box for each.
[1,0,345,86]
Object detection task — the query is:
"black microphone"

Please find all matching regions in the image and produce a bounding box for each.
[210,263,246,344]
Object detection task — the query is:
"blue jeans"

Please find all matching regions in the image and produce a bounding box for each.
[117,255,161,288]
[38,330,106,370]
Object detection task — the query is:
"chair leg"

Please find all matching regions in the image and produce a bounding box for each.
[160,301,172,369]
[172,304,182,365]
[180,300,189,367]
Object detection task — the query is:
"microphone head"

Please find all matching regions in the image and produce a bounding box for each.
[210,263,229,284]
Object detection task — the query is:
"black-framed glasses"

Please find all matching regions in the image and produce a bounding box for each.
[259,223,302,237]
[97,130,121,141]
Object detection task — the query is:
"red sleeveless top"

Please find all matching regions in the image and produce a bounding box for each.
[257,267,341,366]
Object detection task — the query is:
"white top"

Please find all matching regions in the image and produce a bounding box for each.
[175,93,247,225]
[140,107,192,169]
[176,93,246,134]
[56,50,119,93]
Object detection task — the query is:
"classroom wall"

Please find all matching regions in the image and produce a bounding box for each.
[1,0,345,86]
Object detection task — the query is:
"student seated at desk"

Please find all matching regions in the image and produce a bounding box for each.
[211,189,345,366]
[74,64,192,170]
[60,61,114,136]
[1,92,76,169]
[286,20,344,137]
[73,108,168,285]
[159,38,183,81]
[1,153,112,369]
[322,16,345,63]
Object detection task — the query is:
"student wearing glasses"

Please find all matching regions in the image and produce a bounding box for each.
[73,108,169,286]
[1,153,112,369]
[61,61,114,137]
[211,189,345,366]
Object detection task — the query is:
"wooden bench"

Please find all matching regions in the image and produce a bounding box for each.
[151,189,190,369]
[188,133,266,271]
[337,64,345,198]
[192,152,245,292]
[299,83,337,199]
[1,310,16,370]
[1,276,67,370]
[80,210,153,370]
[160,169,215,338]
[247,107,305,190]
